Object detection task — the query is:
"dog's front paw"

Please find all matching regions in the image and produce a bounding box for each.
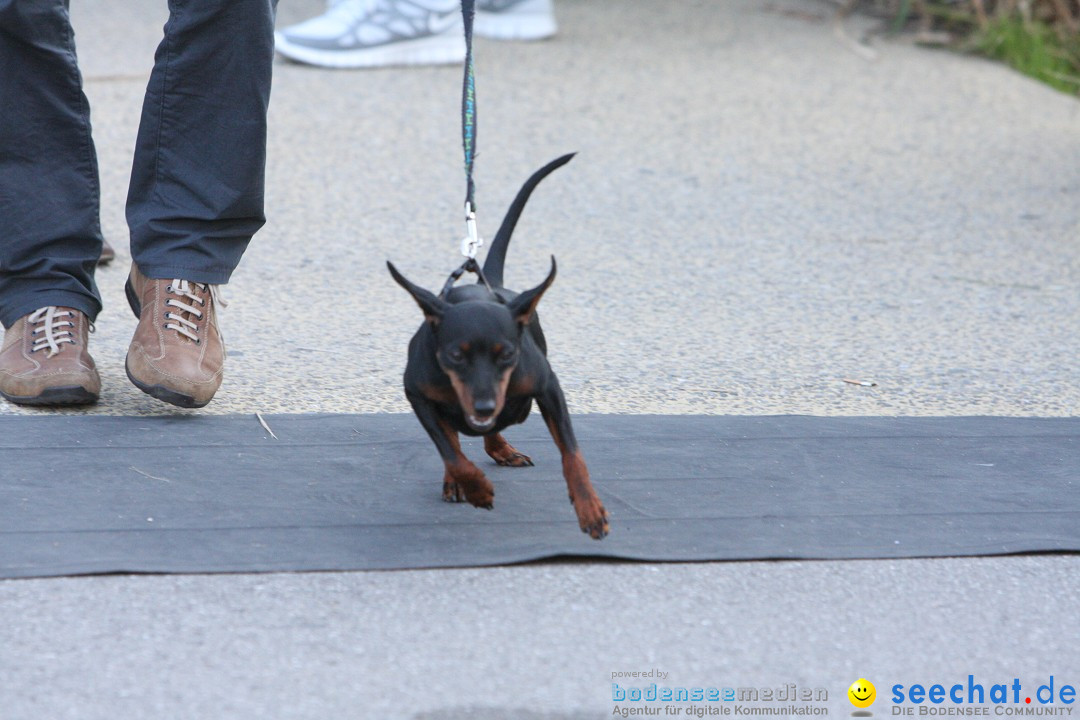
[467,485,495,510]
[573,497,610,540]
[443,463,494,510]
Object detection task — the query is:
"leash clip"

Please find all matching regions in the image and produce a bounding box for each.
[461,201,482,259]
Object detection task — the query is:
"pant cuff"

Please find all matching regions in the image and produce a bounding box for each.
[1,290,102,330]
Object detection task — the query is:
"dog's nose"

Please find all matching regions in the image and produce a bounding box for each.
[473,398,497,417]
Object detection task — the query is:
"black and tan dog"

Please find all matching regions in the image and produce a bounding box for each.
[387,154,609,539]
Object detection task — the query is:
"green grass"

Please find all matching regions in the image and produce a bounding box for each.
[970,17,1080,95]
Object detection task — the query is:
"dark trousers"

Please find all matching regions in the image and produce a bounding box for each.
[0,0,276,328]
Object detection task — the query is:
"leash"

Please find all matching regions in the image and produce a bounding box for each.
[461,0,479,259]
[441,0,495,301]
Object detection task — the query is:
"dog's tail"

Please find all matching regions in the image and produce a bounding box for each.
[482,152,575,288]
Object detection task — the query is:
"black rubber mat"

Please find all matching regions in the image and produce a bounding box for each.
[1,414,1077,578]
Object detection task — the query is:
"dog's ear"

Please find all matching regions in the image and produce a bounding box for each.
[508,256,556,326]
[387,261,448,326]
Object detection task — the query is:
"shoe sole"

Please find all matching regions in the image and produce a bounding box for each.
[274,31,466,68]
[125,361,208,409]
[474,10,556,40]
[124,277,210,410]
[0,385,99,406]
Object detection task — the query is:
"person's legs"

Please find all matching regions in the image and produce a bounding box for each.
[124,0,276,408]
[126,0,276,283]
[0,0,102,406]
[0,0,103,329]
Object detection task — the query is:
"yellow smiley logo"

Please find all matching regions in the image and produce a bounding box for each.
[848,679,876,708]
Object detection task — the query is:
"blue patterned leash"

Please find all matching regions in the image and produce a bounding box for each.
[459,0,481,260]
[441,0,494,298]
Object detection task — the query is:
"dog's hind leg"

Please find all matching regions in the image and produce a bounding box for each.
[406,391,494,509]
[484,433,534,467]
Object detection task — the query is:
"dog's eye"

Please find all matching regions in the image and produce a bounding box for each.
[445,348,465,364]
[497,347,517,364]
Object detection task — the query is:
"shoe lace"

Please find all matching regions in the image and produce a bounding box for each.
[28,306,78,357]
[164,280,227,344]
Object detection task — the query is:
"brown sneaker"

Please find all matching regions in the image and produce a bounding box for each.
[124,264,227,409]
[0,307,101,406]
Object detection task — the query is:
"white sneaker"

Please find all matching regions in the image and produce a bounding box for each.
[475,0,557,41]
[275,0,465,68]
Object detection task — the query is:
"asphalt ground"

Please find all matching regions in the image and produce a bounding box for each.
[2,0,1078,717]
